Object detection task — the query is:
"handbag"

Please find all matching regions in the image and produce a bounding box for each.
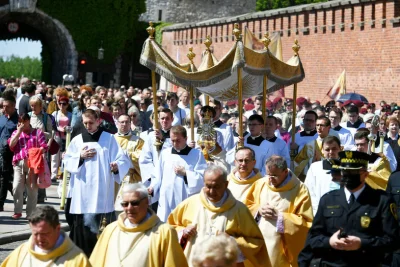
[48,138,60,155]
[37,155,51,189]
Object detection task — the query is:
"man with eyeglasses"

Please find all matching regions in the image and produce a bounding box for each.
[294,116,340,180]
[353,129,392,191]
[245,155,313,267]
[290,110,318,155]
[90,183,188,267]
[114,115,145,215]
[150,125,207,222]
[329,107,354,150]
[227,147,263,202]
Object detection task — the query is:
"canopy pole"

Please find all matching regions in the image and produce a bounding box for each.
[233,23,244,148]
[146,22,162,150]
[290,40,301,170]
[261,33,271,121]
[205,95,209,106]
[186,48,197,143]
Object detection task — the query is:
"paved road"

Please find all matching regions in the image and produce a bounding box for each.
[0,239,25,263]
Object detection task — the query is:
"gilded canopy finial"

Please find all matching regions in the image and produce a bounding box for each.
[233,23,242,41]
[147,21,155,39]
[292,39,301,56]
[262,32,271,50]
[205,35,212,51]
[187,47,196,63]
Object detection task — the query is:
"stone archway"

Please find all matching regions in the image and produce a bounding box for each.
[0,1,77,84]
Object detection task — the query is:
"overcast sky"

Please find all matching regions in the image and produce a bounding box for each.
[0,40,42,59]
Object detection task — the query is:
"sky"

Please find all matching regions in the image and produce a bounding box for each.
[0,39,42,59]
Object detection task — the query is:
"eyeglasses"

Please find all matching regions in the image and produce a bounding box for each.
[130,114,137,118]
[120,196,147,207]
[58,102,67,105]
[248,123,262,127]
[316,124,328,127]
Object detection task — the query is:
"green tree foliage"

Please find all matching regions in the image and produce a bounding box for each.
[256,0,328,11]
[0,56,42,80]
[37,0,146,62]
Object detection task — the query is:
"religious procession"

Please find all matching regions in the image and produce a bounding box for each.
[0,21,400,267]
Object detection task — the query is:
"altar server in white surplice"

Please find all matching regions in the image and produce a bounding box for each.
[139,108,173,187]
[264,116,290,169]
[150,125,207,222]
[64,109,132,256]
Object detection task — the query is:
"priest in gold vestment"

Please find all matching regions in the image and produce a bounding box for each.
[90,183,188,267]
[228,147,263,202]
[244,156,313,267]
[168,165,271,267]
[1,206,90,267]
[114,114,144,211]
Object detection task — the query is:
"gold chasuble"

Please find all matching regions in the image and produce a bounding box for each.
[114,134,144,205]
[168,190,271,267]
[366,155,391,190]
[244,173,313,267]
[294,140,322,179]
[228,169,263,202]
[90,210,188,267]
[1,233,90,267]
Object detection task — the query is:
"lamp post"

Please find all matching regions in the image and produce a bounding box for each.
[62,74,74,86]
[98,41,104,60]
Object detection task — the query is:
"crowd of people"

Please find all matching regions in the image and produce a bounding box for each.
[0,76,400,267]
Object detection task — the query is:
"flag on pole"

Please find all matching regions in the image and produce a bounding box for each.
[327,70,346,101]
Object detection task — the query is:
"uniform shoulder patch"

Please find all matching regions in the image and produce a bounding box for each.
[390,203,398,220]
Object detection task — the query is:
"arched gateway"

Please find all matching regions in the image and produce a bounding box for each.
[0,0,78,84]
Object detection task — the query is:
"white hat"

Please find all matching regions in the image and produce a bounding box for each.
[363,113,374,123]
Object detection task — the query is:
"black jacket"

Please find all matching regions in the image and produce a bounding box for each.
[298,185,399,267]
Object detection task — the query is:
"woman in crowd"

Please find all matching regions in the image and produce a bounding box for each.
[114,95,127,115]
[127,105,142,135]
[385,116,400,172]
[8,113,48,219]
[71,91,91,127]
[51,96,72,181]
[46,87,71,114]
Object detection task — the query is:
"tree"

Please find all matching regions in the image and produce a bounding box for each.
[0,56,42,80]
[256,0,328,11]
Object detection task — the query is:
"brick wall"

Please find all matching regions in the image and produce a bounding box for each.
[161,0,400,105]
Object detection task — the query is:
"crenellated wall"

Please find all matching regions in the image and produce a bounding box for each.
[161,0,400,105]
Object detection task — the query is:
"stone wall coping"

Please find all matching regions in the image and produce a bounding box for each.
[162,0,377,31]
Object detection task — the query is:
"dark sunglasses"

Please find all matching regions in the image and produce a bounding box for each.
[58,102,67,105]
[120,196,147,207]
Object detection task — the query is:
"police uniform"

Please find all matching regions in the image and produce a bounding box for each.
[386,172,400,266]
[299,151,399,267]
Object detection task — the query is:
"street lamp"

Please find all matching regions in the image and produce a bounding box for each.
[98,41,104,60]
[62,74,74,86]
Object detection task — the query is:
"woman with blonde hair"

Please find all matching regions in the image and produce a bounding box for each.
[192,235,239,267]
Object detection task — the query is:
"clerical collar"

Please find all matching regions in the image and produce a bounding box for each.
[299,129,317,137]
[124,212,151,228]
[206,191,228,207]
[246,135,264,146]
[82,128,103,142]
[387,133,399,140]
[235,170,255,180]
[161,129,170,139]
[213,120,223,128]
[88,129,99,135]
[265,136,278,142]
[34,232,64,253]
[172,145,192,155]
[346,120,362,128]
[333,125,342,131]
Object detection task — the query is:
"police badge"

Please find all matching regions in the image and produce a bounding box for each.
[360,216,371,228]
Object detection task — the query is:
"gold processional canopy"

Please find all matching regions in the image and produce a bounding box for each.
[140,24,305,101]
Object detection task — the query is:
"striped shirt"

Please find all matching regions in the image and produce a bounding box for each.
[8,129,48,166]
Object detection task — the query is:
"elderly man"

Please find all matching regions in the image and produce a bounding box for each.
[245,156,313,267]
[64,109,132,256]
[90,183,188,267]
[150,125,207,221]
[1,206,90,266]
[304,136,342,215]
[168,165,271,267]
[178,90,190,114]
[228,147,263,202]
[299,151,399,267]
[114,114,144,212]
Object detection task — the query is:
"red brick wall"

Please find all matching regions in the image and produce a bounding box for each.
[161,0,400,106]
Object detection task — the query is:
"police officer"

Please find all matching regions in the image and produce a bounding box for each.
[298,151,399,267]
[386,171,400,266]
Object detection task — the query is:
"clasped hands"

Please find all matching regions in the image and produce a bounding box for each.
[259,204,278,220]
[329,230,361,251]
